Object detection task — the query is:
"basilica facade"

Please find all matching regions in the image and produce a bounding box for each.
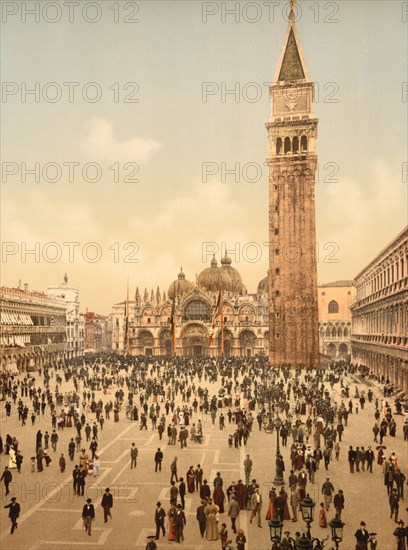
[112,255,269,358]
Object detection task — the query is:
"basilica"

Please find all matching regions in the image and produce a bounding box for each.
[112,254,269,358]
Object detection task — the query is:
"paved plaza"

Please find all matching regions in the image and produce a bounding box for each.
[0,364,406,550]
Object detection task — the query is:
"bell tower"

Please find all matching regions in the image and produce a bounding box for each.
[267,3,320,367]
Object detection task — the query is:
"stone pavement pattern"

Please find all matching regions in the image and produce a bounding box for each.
[0,367,406,550]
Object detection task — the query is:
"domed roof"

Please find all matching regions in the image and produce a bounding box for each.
[197,256,231,292]
[198,255,247,294]
[257,272,269,294]
[168,268,194,300]
[220,254,247,294]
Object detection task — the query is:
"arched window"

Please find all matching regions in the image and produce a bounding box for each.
[284,137,291,154]
[292,136,299,154]
[328,300,339,314]
[147,318,151,324]
[276,138,282,155]
[301,136,308,152]
[184,300,210,321]
[343,327,348,338]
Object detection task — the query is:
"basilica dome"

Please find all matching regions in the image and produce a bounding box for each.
[198,255,247,294]
[220,254,247,294]
[257,272,269,294]
[168,268,194,300]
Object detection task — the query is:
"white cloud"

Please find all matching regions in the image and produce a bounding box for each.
[81,117,161,163]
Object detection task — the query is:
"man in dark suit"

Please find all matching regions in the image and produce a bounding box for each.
[354,521,370,550]
[77,466,86,496]
[4,497,20,534]
[200,479,211,501]
[82,497,95,536]
[101,488,113,523]
[179,477,186,510]
[154,501,166,540]
[348,446,357,473]
[365,447,375,473]
[154,448,163,472]
[195,464,203,491]
[174,504,186,542]
[196,500,206,537]
[1,466,12,496]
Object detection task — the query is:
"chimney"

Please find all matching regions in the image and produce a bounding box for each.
[24,283,28,292]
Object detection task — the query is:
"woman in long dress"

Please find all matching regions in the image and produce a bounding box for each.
[8,445,17,469]
[79,450,89,472]
[205,499,219,541]
[281,488,291,521]
[167,505,177,541]
[318,503,327,528]
[265,487,277,520]
[187,466,195,493]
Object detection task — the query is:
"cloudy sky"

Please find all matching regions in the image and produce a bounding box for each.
[1,0,407,313]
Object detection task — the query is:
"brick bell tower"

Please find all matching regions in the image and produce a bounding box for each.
[267,2,320,367]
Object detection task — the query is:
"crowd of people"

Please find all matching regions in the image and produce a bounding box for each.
[0,354,407,550]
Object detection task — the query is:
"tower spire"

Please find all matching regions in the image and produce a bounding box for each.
[274,0,310,84]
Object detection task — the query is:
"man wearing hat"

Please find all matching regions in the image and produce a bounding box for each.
[354,521,370,550]
[196,500,207,538]
[321,477,334,511]
[82,498,95,536]
[154,501,166,540]
[145,535,157,550]
[174,503,186,543]
[389,488,400,522]
[393,520,406,550]
[101,488,113,523]
[227,494,240,533]
[281,530,293,549]
[365,446,375,473]
[4,497,20,534]
[250,487,262,527]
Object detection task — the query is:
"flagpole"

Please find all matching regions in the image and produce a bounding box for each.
[220,289,224,357]
[126,278,130,355]
[172,284,178,356]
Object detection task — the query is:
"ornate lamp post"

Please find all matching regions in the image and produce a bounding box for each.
[269,517,283,549]
[262,386,284,486]
[300,494,315,540]
[329,516,344,550]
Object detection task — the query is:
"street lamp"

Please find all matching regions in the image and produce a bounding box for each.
[300,494,315,540]
[273,415,284,486]
[262,384,284,487]
[329,516,344,550]
[269,517,283,546]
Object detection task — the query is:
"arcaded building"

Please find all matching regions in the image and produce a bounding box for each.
[267,4,319,367]
[351,227,408,391]
[0,285,67,373]
[318,281,356,359]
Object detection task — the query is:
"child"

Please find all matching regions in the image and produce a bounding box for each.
[30,457,36,473]
[236,529,246,550]
[334,442,340,461]
[318,502,327,528]
[228,435,233,448]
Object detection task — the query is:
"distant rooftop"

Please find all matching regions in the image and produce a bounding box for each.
[319,280,355,288]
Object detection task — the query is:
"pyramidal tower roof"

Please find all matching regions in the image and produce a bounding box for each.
[274,4,310,83]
